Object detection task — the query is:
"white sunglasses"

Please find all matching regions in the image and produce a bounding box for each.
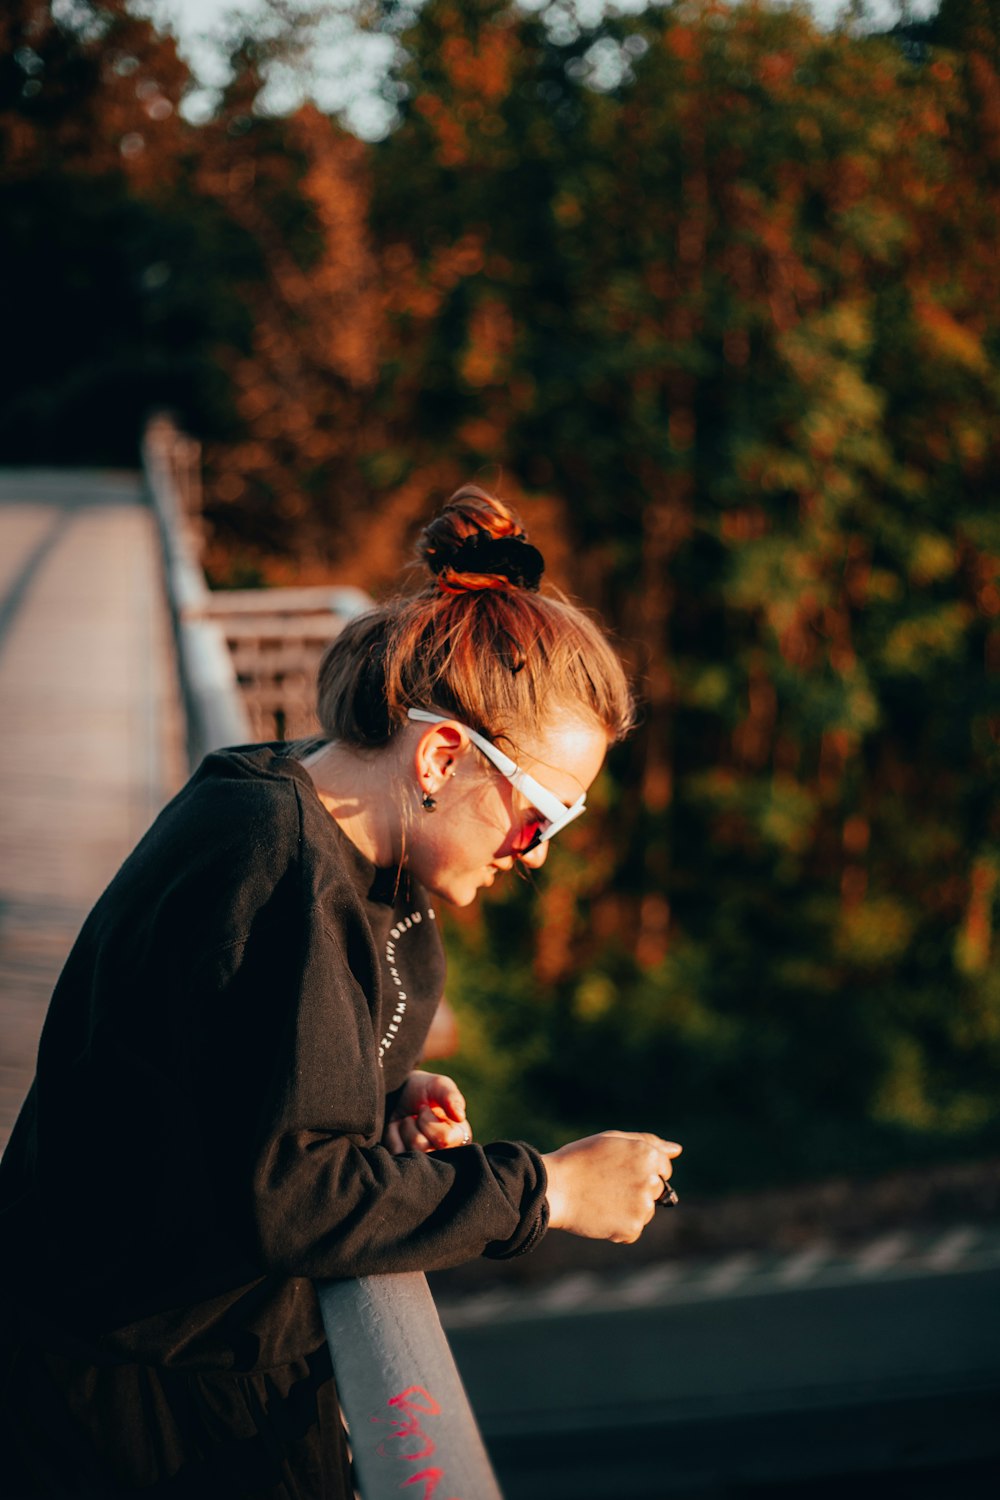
[407,708,587,851]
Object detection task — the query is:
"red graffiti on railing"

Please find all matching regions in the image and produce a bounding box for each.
[400,1468,447,1499]
[372,1384,461,1500]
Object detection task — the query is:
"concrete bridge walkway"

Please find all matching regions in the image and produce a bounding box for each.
[0,469,184,1152]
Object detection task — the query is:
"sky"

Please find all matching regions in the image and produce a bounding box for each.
[139,0,939,138]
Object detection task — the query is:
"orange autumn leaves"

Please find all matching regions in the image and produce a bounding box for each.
[9,0,1000,1170]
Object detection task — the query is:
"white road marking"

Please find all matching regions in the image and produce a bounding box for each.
[440,1290,516,1326]
[854,1232,911,1274]
[617,1263,683,1305]
[535,1272,602,1311]
[437,1226,1000,1327]
[923,1225,979,1269]
[700,1253,758,1294]
[773,1242,831,1285]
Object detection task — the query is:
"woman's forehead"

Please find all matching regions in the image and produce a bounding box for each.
[513,714,608,800]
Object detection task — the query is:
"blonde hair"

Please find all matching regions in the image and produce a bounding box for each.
[316,484,633,754]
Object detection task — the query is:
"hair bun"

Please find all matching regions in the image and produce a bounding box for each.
[420,486,546,594]
[319,482,633,751]
[432,528,544,592]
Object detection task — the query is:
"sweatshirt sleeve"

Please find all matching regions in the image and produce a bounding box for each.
[195,897,549,1280]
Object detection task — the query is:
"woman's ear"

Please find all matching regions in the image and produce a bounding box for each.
[413,722,467,796]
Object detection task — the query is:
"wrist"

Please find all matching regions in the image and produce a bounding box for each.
[541,1152,567,1231]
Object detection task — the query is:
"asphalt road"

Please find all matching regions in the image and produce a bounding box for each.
[441,1232,1000,1498]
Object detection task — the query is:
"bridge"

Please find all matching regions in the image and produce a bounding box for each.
[0,444,998,1498]
[0,464,185,1146]
[0,427,368,1150]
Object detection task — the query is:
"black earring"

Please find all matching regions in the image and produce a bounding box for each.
[421,793,437,811]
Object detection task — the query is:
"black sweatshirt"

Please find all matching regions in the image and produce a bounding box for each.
[0,743,549,1373]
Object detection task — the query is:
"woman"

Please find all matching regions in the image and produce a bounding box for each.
[0,485,681,1497]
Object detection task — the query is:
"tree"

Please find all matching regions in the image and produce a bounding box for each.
[194,37,383,580]
[0,0,238,462]
[371,0,1000,1183]
[6,0,998,1188]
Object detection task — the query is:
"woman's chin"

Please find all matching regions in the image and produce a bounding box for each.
[419,861,496,907]
[449,880,482,908]
[421,872,478,908]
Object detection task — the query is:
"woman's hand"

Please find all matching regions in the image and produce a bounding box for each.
[383,1070,472,1154]
[542,1131,682,1244]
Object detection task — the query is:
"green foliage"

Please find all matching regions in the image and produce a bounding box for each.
[396,0,1000,1188]
[7,0,1000,1190]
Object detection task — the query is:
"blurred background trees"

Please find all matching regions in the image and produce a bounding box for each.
[3,0,998,1190]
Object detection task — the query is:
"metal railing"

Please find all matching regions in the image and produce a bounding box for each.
[142,414,503,1499]
[202,584,370,742]
[143,414,252,764]
[143,414,372,757]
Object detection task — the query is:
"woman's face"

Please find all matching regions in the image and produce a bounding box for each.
[408,712,609,907]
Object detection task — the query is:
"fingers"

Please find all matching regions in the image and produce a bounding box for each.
[385,1071,471,1154]
[607,1132,682,1180]
[605,1130,682,1155]
[634,1131,683,1158]
[423,1073,467,1123]
[387,1106,473,1154]
[438,1083,468,1124]
[417,1103,470,1148]
[633,1134,682,1183]
[612,1132,683,1221]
